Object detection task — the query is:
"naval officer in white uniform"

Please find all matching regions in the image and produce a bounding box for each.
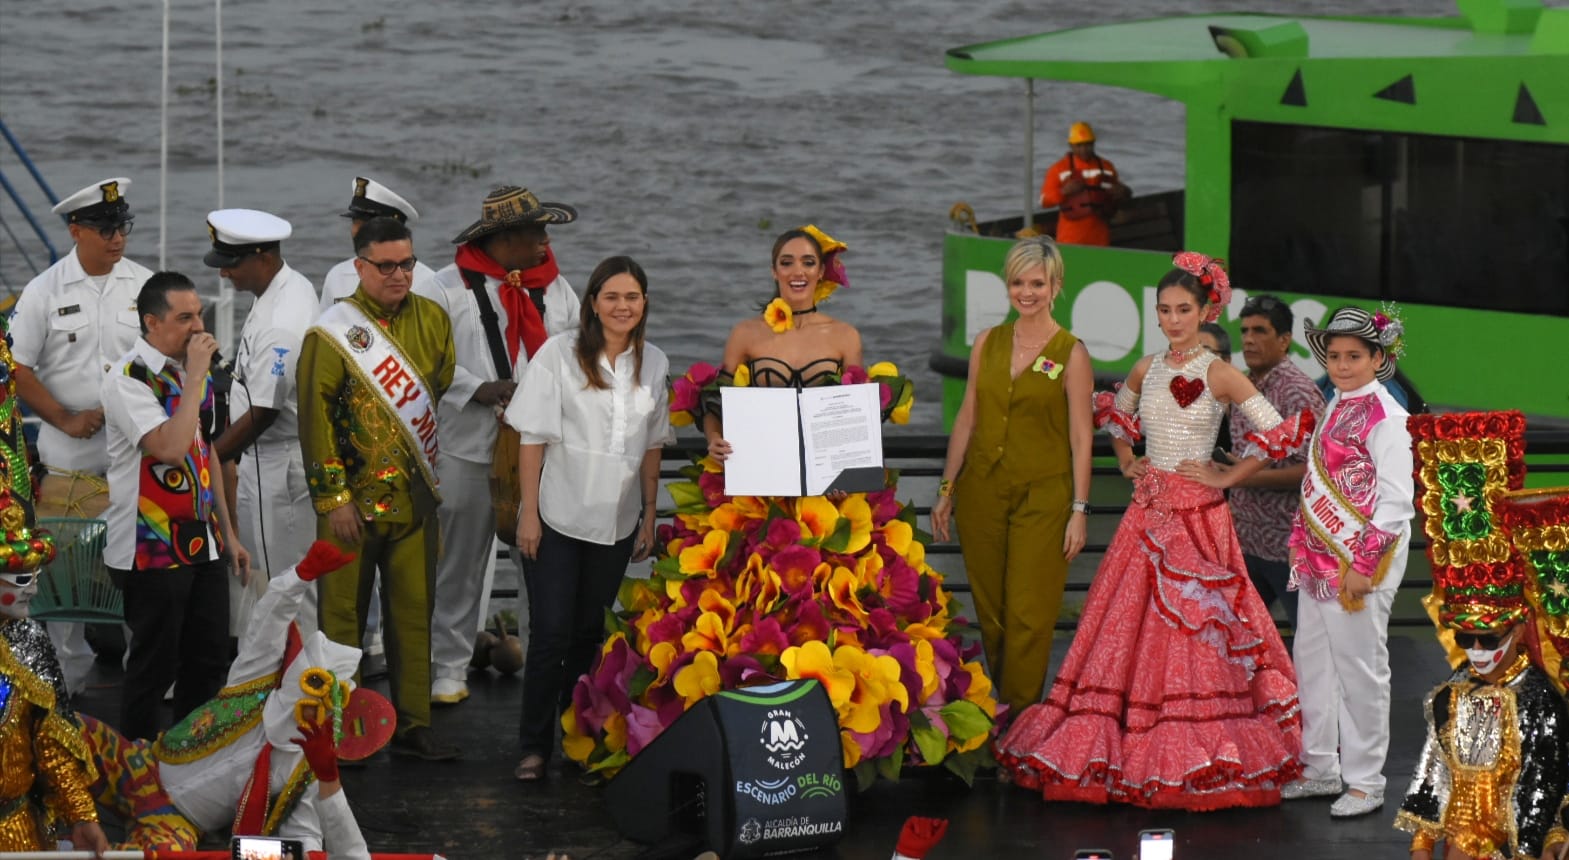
[206,209,319,639]
[317,177,437,316]
[11,176,152,692]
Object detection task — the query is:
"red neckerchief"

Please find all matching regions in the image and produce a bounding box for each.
[454,242,558,363]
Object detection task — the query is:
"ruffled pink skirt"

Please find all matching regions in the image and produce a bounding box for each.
[995,470,1303,810]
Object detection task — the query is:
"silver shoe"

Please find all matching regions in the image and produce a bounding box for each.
[1329,790,1384,818]
[1280,777,1343,800]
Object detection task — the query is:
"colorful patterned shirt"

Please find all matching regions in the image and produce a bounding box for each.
[1229,359,1325,561]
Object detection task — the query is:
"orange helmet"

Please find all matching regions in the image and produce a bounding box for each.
[1068,122,1096,144]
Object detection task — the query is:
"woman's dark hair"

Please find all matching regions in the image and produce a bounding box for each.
[767,228,824,301]
[1155,267,1210,307]
[576,255,648,390]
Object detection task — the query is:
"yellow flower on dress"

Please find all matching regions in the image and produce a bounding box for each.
[890,399,913,425]
[732,364,751,387]
[763,298,793,333]
[867,361,898,378]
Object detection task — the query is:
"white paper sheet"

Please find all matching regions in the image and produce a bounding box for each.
[721,387,803,496]
[799,383,883,496]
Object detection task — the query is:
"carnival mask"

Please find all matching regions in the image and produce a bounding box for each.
[0,570,38,620]
[1460,629,1513,676]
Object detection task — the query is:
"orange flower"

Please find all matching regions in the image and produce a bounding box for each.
[836,494,874,554]
[678,530,729,577]
[827,565,870,624]
[779,640,854,709]
[795,495,840,541]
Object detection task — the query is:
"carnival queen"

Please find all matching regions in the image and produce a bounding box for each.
[561,226,999,785]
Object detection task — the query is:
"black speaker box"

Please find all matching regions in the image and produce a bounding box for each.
[605,679,848,858]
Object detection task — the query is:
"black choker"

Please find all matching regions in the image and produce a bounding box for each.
[792,305,819,317]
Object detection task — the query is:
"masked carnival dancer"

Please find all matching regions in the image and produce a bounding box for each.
[1394,411,1569,859]
[80,541,391,855]
[996,252,1313,810]
[1280,305,1416,818]
[298,216,459,760]
[562,227,1000,783]
[0,307,107,854]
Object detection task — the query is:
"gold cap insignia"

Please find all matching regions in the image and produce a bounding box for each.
[354,177,369,198]
[101,181,120,203]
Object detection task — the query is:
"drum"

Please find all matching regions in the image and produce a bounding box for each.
[489,423,522,546]
[35,467,110,519]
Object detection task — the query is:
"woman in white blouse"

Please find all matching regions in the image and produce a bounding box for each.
[504,255,672,782]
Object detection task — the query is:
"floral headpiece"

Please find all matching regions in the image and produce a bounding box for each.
[799,224,848,304]
[1371,301,1407,361]
[1171,251,1231,323]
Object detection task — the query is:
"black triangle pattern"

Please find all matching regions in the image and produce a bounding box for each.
[1514,83,1546,126]
[1374,74,1416,104]
[1281,68,1307,107]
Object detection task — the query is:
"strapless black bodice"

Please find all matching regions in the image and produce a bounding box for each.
[746,357,843,389]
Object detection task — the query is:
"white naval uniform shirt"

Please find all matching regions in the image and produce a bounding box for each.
[504,333,674,545]
[10,248,151,472]
[317,256,438,318]
[420,262,577,464]
[231,263,317,445]
[101,338,221,571]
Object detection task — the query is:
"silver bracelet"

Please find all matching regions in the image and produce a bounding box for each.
[1071,499,1091,514]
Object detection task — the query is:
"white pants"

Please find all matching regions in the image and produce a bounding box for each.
[233,443,316,639]
[430,456,498,681]
[1293,585,1398,795]
[46,622,95,695]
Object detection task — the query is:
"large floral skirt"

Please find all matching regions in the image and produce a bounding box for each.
[562,461,999,786]
[996,469,1303,810]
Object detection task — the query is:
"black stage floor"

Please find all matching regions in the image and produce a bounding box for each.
[73,626,1452,860]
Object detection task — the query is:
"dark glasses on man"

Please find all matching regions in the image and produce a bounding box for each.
[0,571,38,587]
[357,256,419,276]
[1455,631,1507,650]
[83,221,134,240]
[1242,296,1281,313]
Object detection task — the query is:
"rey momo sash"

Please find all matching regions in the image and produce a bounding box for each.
[310,301,440,494]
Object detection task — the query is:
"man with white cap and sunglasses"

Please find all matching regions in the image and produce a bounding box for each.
[11,176,152,694]
[318,177,437,316]
[205,209,320,641]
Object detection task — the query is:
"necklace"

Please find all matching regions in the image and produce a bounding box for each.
[1166,343,1205,364]
[1013,325,1054,352]
[792,306,819,320]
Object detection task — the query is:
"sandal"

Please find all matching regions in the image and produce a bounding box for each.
[515,754,546,782]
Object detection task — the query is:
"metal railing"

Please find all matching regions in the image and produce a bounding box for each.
[0,116,63,283]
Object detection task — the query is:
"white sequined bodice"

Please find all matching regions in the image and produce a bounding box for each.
[1140,351,1224,471]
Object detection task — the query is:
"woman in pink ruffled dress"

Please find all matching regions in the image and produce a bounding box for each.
[995,252,1314,811]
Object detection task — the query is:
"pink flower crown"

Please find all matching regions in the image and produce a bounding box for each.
[1171,251,1231,323]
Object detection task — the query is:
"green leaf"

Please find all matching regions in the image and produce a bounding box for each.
[910,723,949,767]
[653,554,684,578]
[602,606,631,639]
[716,530,744,573]
[588,749,630,774]
[667,481,707,511]
[875,744,904,782]
[939,699,992,742]
[820,517,852,554]
[942,747,985,786]
[853,760,878,793]
[626,664,657,700]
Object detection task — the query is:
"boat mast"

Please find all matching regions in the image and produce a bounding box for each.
[1023,79,1035,234]
[158,0,169,270]
[213,0,234,349]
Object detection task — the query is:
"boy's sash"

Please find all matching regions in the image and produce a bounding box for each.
[1300,433,1367,574]
[309,301,440,493]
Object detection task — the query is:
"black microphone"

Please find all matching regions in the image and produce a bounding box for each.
[210,348,235,393]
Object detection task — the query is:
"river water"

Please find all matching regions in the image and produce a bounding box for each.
[0,0,1449,428]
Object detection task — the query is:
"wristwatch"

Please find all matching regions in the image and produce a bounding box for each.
[1071,499,1091,515]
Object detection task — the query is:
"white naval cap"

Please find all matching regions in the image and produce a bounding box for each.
[204,208,292,268]
[52,177,134,223]
[342,176,420,225]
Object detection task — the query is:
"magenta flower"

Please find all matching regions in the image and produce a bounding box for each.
[626,704,665,757]
[670,376,701,413]
[738,617,790,657]
[686,361,719,387]
[764,517,804,550]
[841,365,869,385]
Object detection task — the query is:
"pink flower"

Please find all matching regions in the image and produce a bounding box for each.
[626,704,665,757]
[841,365,869,385]
[737,617,790,657]
[878,382,893,410]
[686,361,718,387]
[1372,313,1390,331]
[788,599,832,646]
[771,544,823,596]
[670,376,701,413]
[764,517,803,550]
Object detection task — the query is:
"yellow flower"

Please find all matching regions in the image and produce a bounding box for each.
[833,645,909,732]
[867,361,898,378]
[890,398,913,425]
[837,494,874,554]
[827,565,870,625]
[840,729,863,769]
[795,495,841,541]
[670,410,694,427]
[562,708,598,762]
[732,364,751,387]
[813,282,837,304]
[674,651,722,707]
[763,298,793,333]
[649,641,679,685]
[780,640,855,709]
[879,518,913,558]
[604,711,628,755]
[913,639,940,701]
[678,530,729,577]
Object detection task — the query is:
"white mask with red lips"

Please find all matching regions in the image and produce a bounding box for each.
[1465,629,1514,676]
[0,571,39,620]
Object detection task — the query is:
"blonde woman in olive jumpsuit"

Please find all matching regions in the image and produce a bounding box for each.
[932,238,1094,719]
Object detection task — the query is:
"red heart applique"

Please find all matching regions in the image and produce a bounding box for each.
[1169,376,1205,408]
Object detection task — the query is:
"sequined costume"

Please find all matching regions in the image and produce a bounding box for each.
[1395,657,1567,859]
[82,556,376,856]
[298,287,454,734]
[0,634,97,850]
[997,350,1311,810]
